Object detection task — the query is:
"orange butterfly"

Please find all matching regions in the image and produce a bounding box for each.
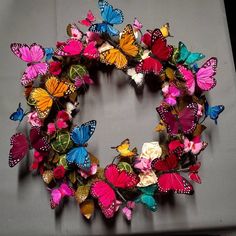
[29,76,75,119]
[99,24,139,69]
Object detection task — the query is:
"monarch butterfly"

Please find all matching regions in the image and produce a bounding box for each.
[99,24,139,69]
[29,76,76,119]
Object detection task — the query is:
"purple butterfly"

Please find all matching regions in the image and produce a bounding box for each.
[156,103,198,135]
[178,57,217,95]
[10,43,48,86]
[9,126,50,168]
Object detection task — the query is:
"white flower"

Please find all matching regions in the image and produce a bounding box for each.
[140,142,162,160]
[137,170,157,187]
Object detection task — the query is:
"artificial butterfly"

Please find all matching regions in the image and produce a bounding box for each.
[160,23,172,38]
[9,126,50,167]
[156,103,198,135]
[10,43,48,86]
[50,183,74,209]
[111,138,137,159]
[188,162,201,184]
[66,120,96,169]
[127,68,144,87]
[100,24,139,69]
[89,0,124,36]
[136,29,173,75]
[184,136,207,155]
[79,10,96,27]
[67,23,83,40]
[177,41,205,67]
[152,154,194,194]
[9,103,26,122]
[178,57,217,95]
[55,39,99,59]
[29,76,76,119]
[135,184,158,211]
[45,47,54,61]
[204,100,225,124]
[91,164,140,218]
[133,17,143,32]
[75,75,94,88]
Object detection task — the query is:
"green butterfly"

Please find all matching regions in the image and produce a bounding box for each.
[135,184,158,212]
[177,41,205,67]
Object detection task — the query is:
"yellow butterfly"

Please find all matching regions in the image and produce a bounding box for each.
[160,23,172,38]
[29,76,76,119]
[111,139,137,158]
[99,24,139,69]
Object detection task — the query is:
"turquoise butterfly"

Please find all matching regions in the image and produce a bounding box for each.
[135,184,158,211]
[177,41,205,67]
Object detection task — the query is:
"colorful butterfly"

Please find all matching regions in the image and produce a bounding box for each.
[66,23,84,40]
[159,23,172,38]
[135,184,158,211]
[127,68,144,87]
[66,120,96,169]
[9,126,50,167]
[10,43,48,86]
[45,47,54,61]
[50,183,74,209]
[9,103,26,122]
[136,29,173,75]
[133,17,143,32]
[79,10,96,27]
[111,138,137,159]
[152,154,194,194]
[91,164,140,218]
[184,136,207,155]
[100,24,139,69]
[188,162,201,184]
[29,76,76,119]
[89,0,124,36]
[178,57,217,95]
[55,39,99,59]
[156,103,198,135]
[204,100,225,124]
[74,75,94,88]
[177,41,205,67]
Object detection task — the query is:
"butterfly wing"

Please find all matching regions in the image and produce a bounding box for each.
[178,65,195,95]
[115,139,136,158]
[51,189,62,206]
[79,10,95,26]
[136,56,163,75]
[196,57,217,91]
[10,103,24,122]
[205,101,224,124]
[156,106,179,135]
[83,41,99,59]
[178,103,198,134]
[55,39,83,56]
[135,194,157,211]
[67,23,83,40]
[24,62,48,79]
[9,133,29,167]
[45,47,54,61]
[66,146,91,168]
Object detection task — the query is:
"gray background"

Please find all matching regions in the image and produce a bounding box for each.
[0,0,236,235]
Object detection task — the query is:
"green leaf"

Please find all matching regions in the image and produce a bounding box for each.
[117,162,133,173]
[51,131,73,154]
[69,65,88,81]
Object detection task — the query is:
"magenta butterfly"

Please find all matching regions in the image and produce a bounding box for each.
[9,126,50,167]
[156,103,198,135]
[188,162,201,184]
[10,43,48,86]
[79,10,96,27]
[152,154,194,194]
[75,75,94,88]
[91,164,140,218]
[178,57,217,95]
[50,183,74,209]
[136,29,173,75]
[55,39,99,59]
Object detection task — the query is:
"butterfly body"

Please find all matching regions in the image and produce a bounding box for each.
[66,120,96,169]
[204,101,224,124]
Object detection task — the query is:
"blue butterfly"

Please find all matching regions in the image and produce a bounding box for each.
[89,0,124,36]
[177,41,205,67]
[10,103,25,122]
[66,120,96,169]
[135,184,158,212]
[205,100,225,124]
[45,47,54,61]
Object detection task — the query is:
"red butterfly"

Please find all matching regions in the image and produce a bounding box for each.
[152,154,194,194]
[188,162,201,184]
[79,10,96,27]
[156,103,198,136]
[91,164,139,218]
[136,29,173,75]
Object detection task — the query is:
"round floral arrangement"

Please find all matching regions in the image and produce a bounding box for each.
[9,0,225,221]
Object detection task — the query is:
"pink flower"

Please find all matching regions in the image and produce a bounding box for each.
[49,61,62,75]
[56,119,68,129]
[53,166,66,179]
[47,123,56,135]
[78,163,97,179]
[134,157,152,173]
[57,110,70,122]
[27,111,43,127]
[162,83,180,106]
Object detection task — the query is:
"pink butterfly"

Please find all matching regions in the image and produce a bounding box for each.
[75,75,94,88]
[156,103,198,135]
[136,29,173,75]
[10,43,48,86]
[79,10,96,27]
[91,164,140,218]
[184,136,206,155]
[178,57,217,95]
[133,17,143,31]
[122,201,135,221]
[162,83,180,106]
[50,183,74,209]
[55,39,99,59]
[9,127,50,167]
[152,154,193,194]
[188,162,201,184]
[67,23,83,40]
